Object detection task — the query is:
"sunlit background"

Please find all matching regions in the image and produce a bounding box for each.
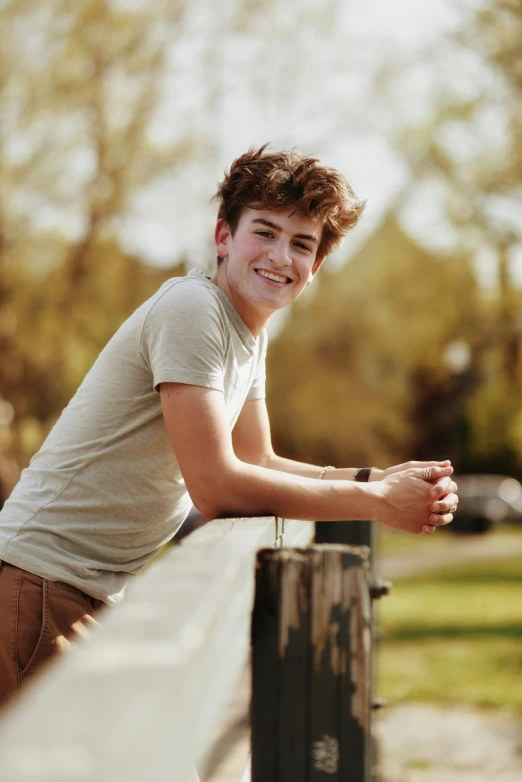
[1,0,521,777]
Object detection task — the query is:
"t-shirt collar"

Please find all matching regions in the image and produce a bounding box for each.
[188,269,258,350]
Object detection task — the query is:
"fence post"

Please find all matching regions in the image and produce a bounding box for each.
[251,544,372,782]
[315,520,373,570]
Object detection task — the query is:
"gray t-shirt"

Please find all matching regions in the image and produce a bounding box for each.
[0,270,267,604]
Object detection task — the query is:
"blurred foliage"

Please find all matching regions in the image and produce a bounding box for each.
[268,216,484,468]
[0,0,187,499]
[401,0,522,472]
[269,0,522,475]
[268,218,522,473]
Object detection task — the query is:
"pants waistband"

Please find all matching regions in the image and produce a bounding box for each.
[0,559,103,610]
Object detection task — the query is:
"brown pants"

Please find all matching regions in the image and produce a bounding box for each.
[0,560,104,712]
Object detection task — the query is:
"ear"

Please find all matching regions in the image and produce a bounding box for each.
[215,219,231,259]
[307,255,325,284]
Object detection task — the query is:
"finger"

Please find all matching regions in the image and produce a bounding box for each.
[424,461,453,479]
[429,479,450,498]
[430,493,459,513]
[422,524,437,534]
[431,476,457,494]
[429,479,458,500]
[428,511,454,526]
[412,465,453,482]
[410,460,452,469]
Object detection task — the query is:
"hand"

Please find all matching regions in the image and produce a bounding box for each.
[371,460,457,535]
[373,464,456,535]
[373,459,452,481]
[422,474,458,534]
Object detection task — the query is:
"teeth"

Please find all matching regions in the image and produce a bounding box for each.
[256,269,290,283]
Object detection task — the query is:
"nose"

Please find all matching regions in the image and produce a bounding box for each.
[268,237,292,266]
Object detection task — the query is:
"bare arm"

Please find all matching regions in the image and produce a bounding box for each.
[161,386,455,534]
[231,398,343,477]
[232,399,457,511]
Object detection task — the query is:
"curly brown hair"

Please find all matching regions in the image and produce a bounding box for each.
[213,145,365,260]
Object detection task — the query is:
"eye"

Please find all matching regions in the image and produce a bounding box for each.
[255,230,273,238]
[294,241,312,253]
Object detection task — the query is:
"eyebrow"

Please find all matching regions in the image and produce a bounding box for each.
[251,217,319,244]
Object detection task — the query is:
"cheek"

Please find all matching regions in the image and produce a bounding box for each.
[246,238,265,256]
[231,238,261,262]
[297,259,315,281]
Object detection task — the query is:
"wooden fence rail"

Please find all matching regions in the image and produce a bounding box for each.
[0,516,314,782]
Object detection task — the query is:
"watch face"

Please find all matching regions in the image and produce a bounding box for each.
[355,468,373,482]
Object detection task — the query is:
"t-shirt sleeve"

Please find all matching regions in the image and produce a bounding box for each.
[139,281,228,393]
[247,328,268,401]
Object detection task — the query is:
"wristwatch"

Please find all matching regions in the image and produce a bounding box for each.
[353,467,375,482]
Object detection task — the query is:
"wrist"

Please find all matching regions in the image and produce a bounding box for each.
[368,468,384,482]
[360,480,385,521]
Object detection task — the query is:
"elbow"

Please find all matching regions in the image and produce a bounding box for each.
[190,489,220,521]
[198,494,242,521]
[190,469,266,520]
[192,497,221,521]
[189,474,236,521]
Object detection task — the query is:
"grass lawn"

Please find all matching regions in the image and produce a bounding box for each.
[375,556,522,712]
[374,522,454,554]
[374,519,522,554]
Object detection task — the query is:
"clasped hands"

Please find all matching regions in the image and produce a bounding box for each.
[370,459,458,535]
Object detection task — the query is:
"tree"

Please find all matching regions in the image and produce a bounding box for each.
[267,215,482,470]
[0,0,190,483]
[357,0,522,475]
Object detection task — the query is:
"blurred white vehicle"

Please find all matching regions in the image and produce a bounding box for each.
[452,474,522,534]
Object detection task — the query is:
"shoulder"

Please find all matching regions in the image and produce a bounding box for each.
[144,272,228,328]
[152,272,223,310]
[139,272,232,365]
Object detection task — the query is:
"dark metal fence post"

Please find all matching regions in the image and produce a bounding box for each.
[251,545,372,782]
[315,520,373,570]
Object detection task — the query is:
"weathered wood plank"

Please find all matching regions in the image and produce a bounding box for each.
[309,547,343,782]
[251,551,281,781]
[0,517,314,782]
[251,545,372,782]
[339,550,372,782]
[277,551,310,782]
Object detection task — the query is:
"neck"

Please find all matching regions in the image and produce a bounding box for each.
[211,265,268,337]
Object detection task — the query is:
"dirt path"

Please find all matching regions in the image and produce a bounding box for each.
[376,704,522,782]
[375,532,522,580]
[375,533,522,780]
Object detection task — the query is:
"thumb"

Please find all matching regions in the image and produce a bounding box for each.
[409,465,453,482]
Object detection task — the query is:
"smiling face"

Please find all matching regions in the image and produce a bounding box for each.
[212,207,325,335]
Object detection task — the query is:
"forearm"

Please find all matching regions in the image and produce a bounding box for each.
[261,453,384,482]
[206,459,381,522]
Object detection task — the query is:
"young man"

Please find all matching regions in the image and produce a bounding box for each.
[0,147,457,709]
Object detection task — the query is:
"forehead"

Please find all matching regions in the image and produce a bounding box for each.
[239,207,323,243]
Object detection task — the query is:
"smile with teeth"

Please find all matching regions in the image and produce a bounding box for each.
[255,269,291,284]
